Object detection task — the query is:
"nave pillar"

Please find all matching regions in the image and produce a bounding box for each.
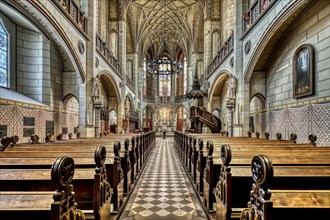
[78,0,97,137]
[117,19,127,133]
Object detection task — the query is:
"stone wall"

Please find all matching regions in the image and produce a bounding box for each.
[16,27,63,108]
[0,99,79,143]
[266,0,330,107]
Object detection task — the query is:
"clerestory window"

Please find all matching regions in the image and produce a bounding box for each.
[0,21,8,87]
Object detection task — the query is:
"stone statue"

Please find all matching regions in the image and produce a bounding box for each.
[92,77,101,103]
[227,76,237,100]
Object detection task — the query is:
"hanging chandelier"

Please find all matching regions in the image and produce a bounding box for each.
[147,56,183,76]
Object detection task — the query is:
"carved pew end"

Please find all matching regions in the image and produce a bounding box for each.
[276,132,282,141]
[56,133,63,141]
[290,133,297,143]
[308,134,317,146]
[265,132,270,140]
[1,137,11,151]
[31,134,39,144]
[45,133,52,142]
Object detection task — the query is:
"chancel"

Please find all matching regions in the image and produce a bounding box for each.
[0,0,329,220]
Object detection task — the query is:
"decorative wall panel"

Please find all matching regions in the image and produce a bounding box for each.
[0,101,78,143]
[253,102,330,146]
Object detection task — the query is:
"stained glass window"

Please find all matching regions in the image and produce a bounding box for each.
[0,22,8,87]
[143,58,147,95]
[159,57,171,96]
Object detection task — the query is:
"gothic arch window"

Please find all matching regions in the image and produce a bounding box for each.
[183,58,187,94]
[212,31,221,57]
[158,57,171,96]
[197,60,203,78]
[109,31,118,58]
[0,21,8,87]
[126,60,133,80]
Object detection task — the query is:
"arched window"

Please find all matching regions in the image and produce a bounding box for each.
[197,60,203,78]
[0,22,8,87]
[109,32,118,58]
[143,58,147,96]
[158,57,171,96]
[126,60,133,80]
[183,58,187,94]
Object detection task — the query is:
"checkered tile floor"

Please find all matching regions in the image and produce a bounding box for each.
[119,138,207,220]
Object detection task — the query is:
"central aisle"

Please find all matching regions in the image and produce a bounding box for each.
[120,138,207,220]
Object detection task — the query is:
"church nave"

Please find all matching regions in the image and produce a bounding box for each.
[120,138,207,220]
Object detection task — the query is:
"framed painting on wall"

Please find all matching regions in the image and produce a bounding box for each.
[293,44,314,98]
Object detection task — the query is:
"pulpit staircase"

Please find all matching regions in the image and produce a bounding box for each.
[190,106,221,133]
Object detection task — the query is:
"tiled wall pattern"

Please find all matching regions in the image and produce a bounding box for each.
[253,102,330,146]
[0,103,78,143]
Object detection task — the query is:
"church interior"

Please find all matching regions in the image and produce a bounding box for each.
[0,0,329,219]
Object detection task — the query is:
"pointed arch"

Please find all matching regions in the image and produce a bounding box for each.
[63,94,79,113]
[142,104,154,131]
[212,29,221,58]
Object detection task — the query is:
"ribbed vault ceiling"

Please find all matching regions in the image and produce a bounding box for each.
[128,0,203,57]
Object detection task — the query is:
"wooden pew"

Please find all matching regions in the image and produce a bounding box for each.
[215,145,330,220]
[0,142,123,214]
[1,131,156,214]
[174,132,330,217]
[0,146,112,219]
[239,155,330,220]
[0,156,86,220]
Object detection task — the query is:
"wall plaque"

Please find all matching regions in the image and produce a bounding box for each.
[46,120,54,135]
[0,125,7,137]
[23,117,35,126]
[23,128,35,137]
[62,127,68,134]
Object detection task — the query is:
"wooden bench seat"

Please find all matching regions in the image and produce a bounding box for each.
[214,146,330,220]
[0,145,123,214]
[0,156,89,220]
[0,147,112,219]
[174,132,330,220]
[2,140,133,197]
[195,140,330,199]
[239,155,330,220]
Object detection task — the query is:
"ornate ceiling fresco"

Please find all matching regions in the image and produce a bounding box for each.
[126,0,205,59]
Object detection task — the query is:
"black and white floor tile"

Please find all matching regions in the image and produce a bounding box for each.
[120,138,207,220]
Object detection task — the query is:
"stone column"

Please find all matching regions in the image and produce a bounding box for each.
[203,19,212,88]
[79,0,96,137]
[117,20,127,133]
[138,65,144,126]
[94,102,102,136]
[233,0,249,137]
[226,101,235,137]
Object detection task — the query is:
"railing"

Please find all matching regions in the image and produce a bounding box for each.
[190,106,221,133]
[126,76,135,91]
[175,95,186,103]
[143,95,154,103]
[51,0,87,35]
[157,96,172,104]
[96,34,122,76]
[242,0,276,34]
[208,31,234,76]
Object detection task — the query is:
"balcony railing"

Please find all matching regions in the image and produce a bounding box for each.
[143,95,154,103]
[242,0,276,34]
[208,31,234,76]
[51,0,87,36]
[96,34,122,76]
[175,95,186,103]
